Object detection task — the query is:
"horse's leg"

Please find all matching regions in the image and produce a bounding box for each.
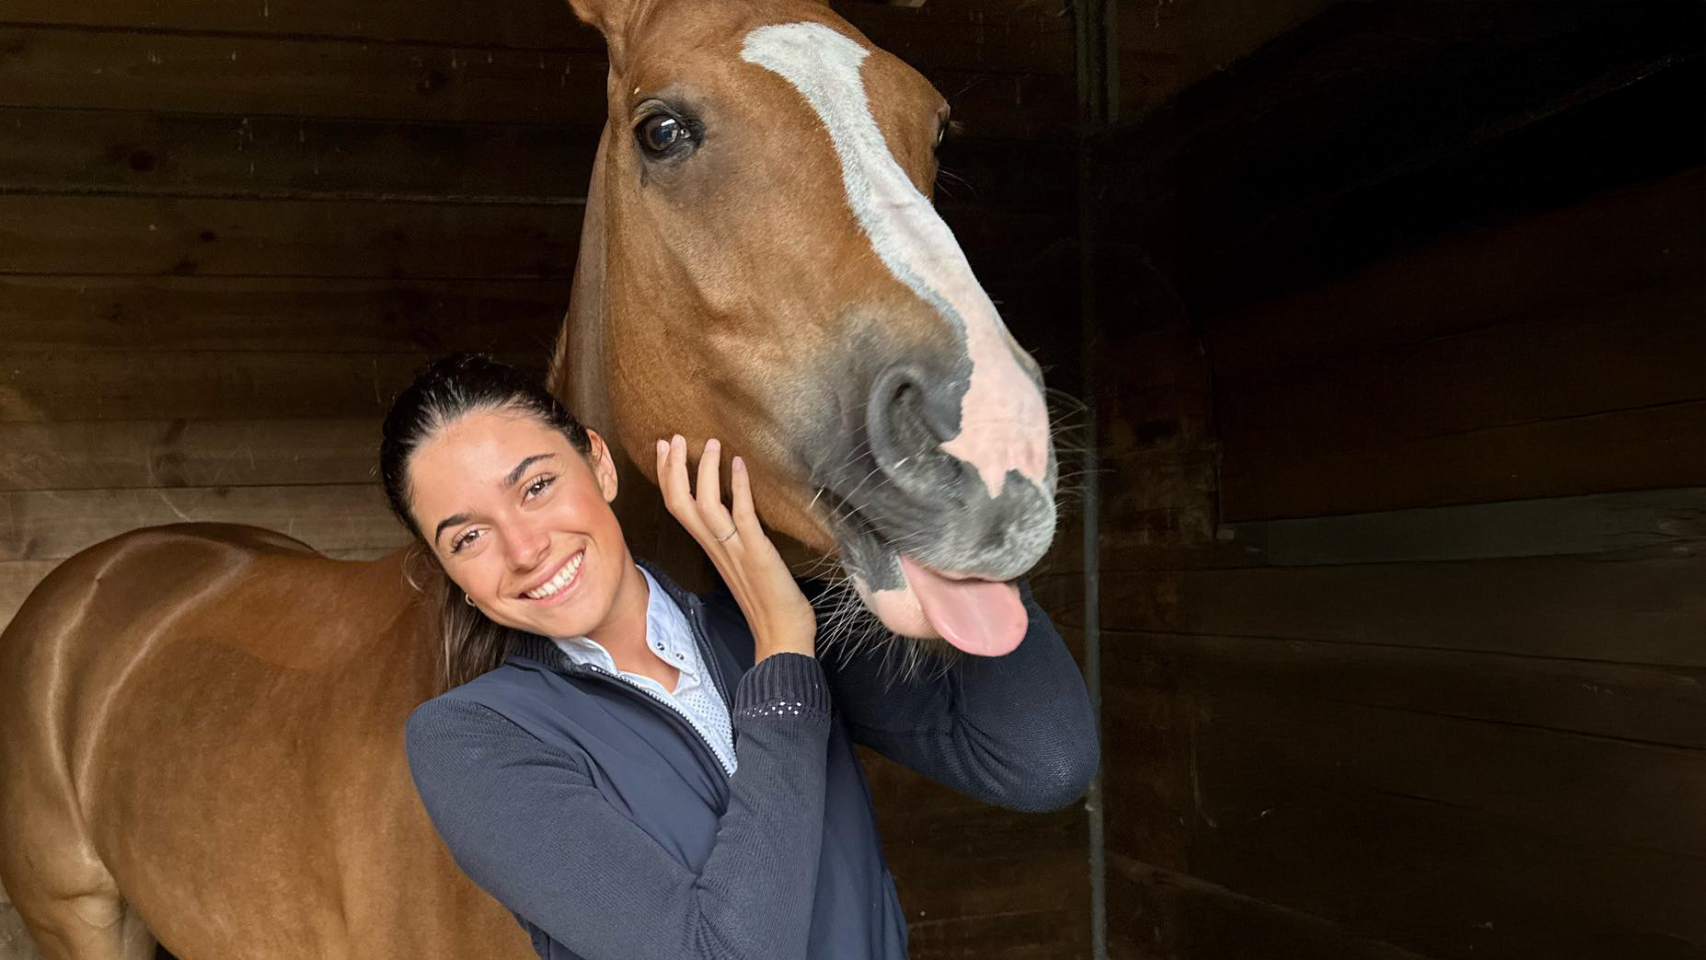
[0,722,157,960]
[0,558,156,960]
[0,886,154,960]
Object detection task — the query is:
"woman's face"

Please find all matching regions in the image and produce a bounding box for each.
[407,408,629,639]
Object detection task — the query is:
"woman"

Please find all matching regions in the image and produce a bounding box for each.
[383,354,1098,960]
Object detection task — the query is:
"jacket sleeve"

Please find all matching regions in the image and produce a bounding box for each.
[817,578,1100,812]
[404,653,831,960]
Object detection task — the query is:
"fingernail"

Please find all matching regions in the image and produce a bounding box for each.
[656,439,668,455]
[732,456,744,471]
[706,437,719,449]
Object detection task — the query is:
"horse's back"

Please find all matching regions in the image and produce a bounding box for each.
[0,525,523,960]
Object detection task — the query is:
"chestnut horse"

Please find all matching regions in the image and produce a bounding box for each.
[0,0,1059,956]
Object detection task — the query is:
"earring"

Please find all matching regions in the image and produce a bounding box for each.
[464,592,476,608]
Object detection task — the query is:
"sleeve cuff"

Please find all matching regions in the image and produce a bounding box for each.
[732,652,831,722]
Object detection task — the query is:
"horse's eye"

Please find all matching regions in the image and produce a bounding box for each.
[637,113,690,156]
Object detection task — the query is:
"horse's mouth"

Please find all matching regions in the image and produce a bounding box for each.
[816,487,1042,656]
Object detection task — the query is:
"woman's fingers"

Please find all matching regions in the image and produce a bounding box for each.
[657,436,702,533]
[695,438,725,524]
[730,456,762,539]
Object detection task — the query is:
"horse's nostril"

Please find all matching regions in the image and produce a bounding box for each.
[866,364,962,497]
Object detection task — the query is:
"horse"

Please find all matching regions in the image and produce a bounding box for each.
[0,0,1060,955]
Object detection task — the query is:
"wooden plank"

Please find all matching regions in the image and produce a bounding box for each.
[0,0,595,51]
[1100,3,1704,311]
[0,351,543,423]
[1108,856,1434,960]
[1206,168,1706,383]
[1104,684,1706,959]
[0,0,1072,73]
[1105,629,1706,751]
[0,485,410,562]
[0,194,1061,285]
[1217,280,1706,465]
[1221,488,1706,566]
[0,276,569,354]
[1150,789,1704,960]
[0,26,608,125]
[862,749,1090,957]
[0,26,1071,140]
[1219,400,1706,520]
[0,108,1068,213]
[0,107,599,203]
[0,195,584,279]
[0,419,381,491]
[1100,547,1706,667]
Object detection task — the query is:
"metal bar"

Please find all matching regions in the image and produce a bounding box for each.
[1071,0,1113,954]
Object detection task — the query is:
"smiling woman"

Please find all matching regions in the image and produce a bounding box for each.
[378,354,1098,960]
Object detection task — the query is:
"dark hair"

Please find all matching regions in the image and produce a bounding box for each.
[379,353,594,691]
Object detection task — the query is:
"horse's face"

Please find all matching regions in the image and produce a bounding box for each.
[576,0,1056,654]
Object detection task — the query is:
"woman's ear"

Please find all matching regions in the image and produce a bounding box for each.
[586,430,620,503]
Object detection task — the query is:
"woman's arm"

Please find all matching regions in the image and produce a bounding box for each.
[405,650,831,960]
[818,578,1100,812]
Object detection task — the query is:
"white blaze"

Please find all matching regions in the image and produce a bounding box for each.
[741,23,1049,499]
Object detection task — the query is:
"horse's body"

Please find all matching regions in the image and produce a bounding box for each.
[0,0,1061,956]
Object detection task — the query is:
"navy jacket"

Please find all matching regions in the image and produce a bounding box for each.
[404,564,1098,960]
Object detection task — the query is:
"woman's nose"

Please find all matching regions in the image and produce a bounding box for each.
[504,518,551,570]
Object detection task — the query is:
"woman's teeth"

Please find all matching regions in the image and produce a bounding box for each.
[525,552,584,600]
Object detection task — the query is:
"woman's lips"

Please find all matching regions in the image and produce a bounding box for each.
[517,549,586,606]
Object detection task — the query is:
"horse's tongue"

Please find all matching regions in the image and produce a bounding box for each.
[899,555,1026,656]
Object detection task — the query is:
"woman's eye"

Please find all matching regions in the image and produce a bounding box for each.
[637,113,690,156]
[450,529,481,554]
[525,476,555,500]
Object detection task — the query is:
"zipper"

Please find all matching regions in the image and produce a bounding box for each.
[576,662,736,779]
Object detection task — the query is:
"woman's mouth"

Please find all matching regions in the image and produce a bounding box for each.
[520,550,585,603]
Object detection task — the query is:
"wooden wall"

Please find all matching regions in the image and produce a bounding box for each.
[0,1,1090,958]
[1095,3,1705,959]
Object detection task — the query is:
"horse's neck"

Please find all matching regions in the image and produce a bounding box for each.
[548,126,712,587]
[551,124,613,432]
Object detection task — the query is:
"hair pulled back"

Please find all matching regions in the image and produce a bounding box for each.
[378,353,594,691]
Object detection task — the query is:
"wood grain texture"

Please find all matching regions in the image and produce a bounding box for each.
[1220,487,1706,566]
[0,484,409,562]
[1105,627,1706,752]
[0,25,609,124]
[0,350,543,422]
[0,106,600,202]
[0,0,1073,73]
[1108,856,1433,960]
[1217,400,1706,521]
[1104,675,1706,960]
[0,194,585,279]
[0,25,1072,140]
[0,276,570,354]
[1206,167,1706,384]
[1099,547,1706,667]
[0,418,383,491]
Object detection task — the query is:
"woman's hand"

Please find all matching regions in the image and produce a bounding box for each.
[656,434,816,662]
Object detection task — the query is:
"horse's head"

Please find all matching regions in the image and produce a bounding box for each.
[558,0,1056,655]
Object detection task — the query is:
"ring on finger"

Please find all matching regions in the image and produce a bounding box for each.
[714,527,738,543]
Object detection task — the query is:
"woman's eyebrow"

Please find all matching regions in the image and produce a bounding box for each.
[433,512,470,546]
[502,453,556,489]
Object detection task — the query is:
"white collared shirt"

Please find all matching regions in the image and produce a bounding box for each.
[551,567,738,776]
